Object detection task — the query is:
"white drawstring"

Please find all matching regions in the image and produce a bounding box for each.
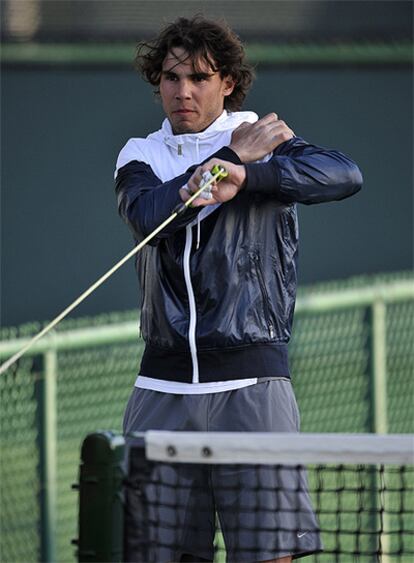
[196,138,201,250]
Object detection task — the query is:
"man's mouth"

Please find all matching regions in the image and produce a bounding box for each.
[173,109,195,115]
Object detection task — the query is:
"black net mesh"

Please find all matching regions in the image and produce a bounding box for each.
[124,451,414,562]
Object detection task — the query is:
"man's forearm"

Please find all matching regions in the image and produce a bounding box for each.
[115,161,200,243]
[244,137,363,204]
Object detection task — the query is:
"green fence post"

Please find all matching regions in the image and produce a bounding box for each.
[371,300,388,435]
[36,348,58,563]
[369,300,390,561]
[75,431,125,562]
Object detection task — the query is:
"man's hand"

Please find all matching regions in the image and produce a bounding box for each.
[180,159,246,207]
[229,113,294,163]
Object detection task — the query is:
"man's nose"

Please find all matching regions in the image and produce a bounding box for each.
[175,79,192,99]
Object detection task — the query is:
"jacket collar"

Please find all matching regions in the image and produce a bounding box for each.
[147,110,259,149]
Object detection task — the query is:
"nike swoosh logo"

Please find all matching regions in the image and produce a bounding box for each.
[297,532,308,538]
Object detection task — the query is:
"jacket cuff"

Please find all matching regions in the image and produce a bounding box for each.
[186,146,243,173]
[244,160,281,195]
[209,146,243,165]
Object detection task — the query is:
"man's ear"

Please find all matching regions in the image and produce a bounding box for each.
[223,75,236,97]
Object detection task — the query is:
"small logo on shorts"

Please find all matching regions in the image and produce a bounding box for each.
[297,531,308,538]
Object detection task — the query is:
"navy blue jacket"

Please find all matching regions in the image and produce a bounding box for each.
[116,136,362,383]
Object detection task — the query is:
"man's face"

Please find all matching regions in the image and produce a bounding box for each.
[159,47,235,134]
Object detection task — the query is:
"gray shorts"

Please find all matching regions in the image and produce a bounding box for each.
[123,380,323,561]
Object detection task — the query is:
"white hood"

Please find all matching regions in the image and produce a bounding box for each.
[115,110,260,181]
[149,110,259,148]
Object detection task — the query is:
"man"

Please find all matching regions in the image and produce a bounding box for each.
[115,16,362,563]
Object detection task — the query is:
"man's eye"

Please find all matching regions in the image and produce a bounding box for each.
[166,74,177,81]
[194,75,207,82]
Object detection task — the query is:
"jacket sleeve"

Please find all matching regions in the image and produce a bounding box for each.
[115,146,241,244]
[244,136,363,204]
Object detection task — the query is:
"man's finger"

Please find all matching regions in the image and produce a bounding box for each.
[257,112,279,125]
[188,170,203,192]
[265,120,294,136]
[179,186,191,202]
[190,196,218,208]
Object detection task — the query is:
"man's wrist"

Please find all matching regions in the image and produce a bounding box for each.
[236,165,247,191]
[228,144,247,163]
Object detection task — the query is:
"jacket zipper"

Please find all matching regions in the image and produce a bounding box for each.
[183,225,199,382]
[252,254,275,339]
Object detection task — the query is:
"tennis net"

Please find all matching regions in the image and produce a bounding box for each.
[122,432,414,562]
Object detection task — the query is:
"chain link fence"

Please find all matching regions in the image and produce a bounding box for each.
[1,271,413,562]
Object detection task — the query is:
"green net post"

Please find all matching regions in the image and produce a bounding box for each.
[74,431,125,562]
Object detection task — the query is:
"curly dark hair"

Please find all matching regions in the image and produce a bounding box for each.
[135,16,254,111]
